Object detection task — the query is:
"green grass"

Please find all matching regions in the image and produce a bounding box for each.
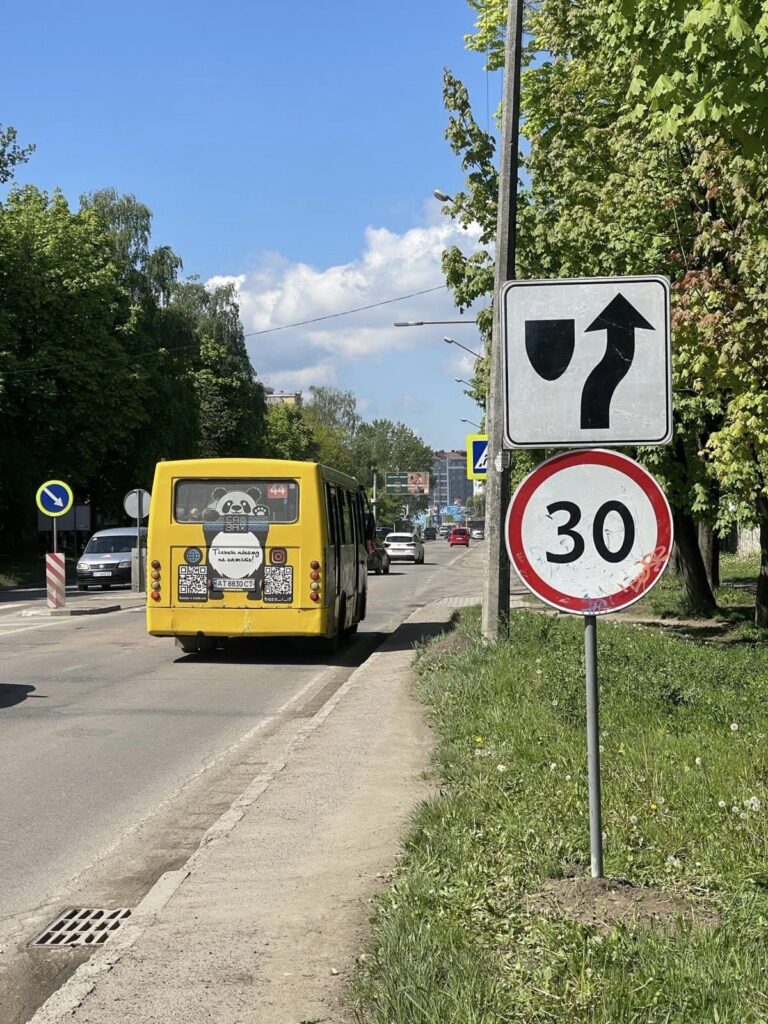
[353,610,768,1023]
[0,548,49,588]
[641,551,760,620]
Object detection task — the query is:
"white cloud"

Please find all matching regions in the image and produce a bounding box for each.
[207,201,485,393]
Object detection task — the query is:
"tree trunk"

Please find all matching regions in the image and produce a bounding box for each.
[673,508,718,617]
[697,521,720,590]
[756,495,768,629]
[668,542,680,575]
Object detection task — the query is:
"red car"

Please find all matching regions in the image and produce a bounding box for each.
[448,527,470,547]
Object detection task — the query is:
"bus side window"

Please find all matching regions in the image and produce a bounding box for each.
[340,489,354,546]
[325,483,337,544]
[353,491,365,545]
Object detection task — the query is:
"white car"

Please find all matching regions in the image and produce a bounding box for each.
[471,528,485,540]
[384,532,425,564]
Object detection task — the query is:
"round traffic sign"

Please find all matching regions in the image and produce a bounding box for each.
[124,488,151,520]
[36,479,74,518]
[506,449,673,615]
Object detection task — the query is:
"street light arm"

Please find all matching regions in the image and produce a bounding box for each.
[444,336,482,359]
[394,320,478,327]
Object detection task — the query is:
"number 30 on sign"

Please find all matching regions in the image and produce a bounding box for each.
[505,449,673,614]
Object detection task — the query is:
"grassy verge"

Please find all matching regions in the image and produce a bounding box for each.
[638,552,759,620]
[0,549,49,588]
[354,610,768,1023]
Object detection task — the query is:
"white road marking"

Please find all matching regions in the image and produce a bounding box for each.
[0,620,69,637]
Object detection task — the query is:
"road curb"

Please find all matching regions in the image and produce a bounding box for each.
[20,602,142,618]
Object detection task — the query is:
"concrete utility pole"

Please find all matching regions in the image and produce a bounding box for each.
[482,0,524,641]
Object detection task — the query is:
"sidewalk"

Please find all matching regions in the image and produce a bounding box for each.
[29,604,456,1024]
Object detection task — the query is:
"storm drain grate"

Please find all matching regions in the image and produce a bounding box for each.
[31,907,132,947]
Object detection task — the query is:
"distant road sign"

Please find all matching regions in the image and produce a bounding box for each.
[466,434,488,480]
[124,489,151,520]
[36,480,74,518]
[501,276,671,448]
[505,449,673,614]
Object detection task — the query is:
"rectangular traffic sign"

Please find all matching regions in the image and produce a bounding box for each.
[466,434,488,480]
[501,276,671,448]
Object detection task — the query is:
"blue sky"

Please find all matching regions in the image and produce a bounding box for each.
[3,0,500,449]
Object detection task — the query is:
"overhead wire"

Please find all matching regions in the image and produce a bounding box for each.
[0,283,449,376]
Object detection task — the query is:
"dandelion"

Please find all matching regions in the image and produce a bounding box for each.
[565,774,572,781]
[496,764,507,773]
[732,806,740,815]
[695,757,702,766]
[629,815,638,825]
[744,796,761,813]
[536,669,543,677]
[650,803,658,811]
[474,736,484,745]
[740,812,748,821]
[730,723,739,732]
[718,800,726,808]
[550,762,557,771]
[551,699,559,707]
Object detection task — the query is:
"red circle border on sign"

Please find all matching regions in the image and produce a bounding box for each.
[505,449,673,614]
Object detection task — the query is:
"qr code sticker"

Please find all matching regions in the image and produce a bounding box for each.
[263,565,293,603]
[178,564,208,602]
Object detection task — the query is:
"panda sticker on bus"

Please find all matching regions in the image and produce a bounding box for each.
[202,487,271,599]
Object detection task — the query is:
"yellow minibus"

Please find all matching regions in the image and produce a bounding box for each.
[146,458,372,653]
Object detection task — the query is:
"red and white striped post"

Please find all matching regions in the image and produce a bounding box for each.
[46,552,66,609]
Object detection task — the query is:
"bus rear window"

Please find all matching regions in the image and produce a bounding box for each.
[174,479,299,523]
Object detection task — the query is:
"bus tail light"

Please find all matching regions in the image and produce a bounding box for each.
[310,560,321,602]
[150,559,161,601]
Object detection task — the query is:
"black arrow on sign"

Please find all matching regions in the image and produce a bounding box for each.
[581,293,654,430]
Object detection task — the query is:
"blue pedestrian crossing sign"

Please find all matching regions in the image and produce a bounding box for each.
[466,434,488,480]
[36,479,74,518]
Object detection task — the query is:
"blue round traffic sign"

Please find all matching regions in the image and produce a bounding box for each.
[36,479,74,518]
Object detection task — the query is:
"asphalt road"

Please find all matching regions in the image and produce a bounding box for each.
[0,540,478,1023]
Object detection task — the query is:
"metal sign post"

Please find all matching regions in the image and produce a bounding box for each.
[123,489,151,593]
[505,449,673,876]
[584,614,603,877]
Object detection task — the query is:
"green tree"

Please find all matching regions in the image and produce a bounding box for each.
[169,280,266,459]
[351,419,434,490]
[302,386,362,474]
[441,0,768,621]
[0,123,34,184]
[262,403,319,461]
[0,186,143,536]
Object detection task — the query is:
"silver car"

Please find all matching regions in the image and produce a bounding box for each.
[76,527,147,590]
[384,532,425,564]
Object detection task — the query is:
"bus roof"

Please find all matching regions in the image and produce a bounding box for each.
[152,458,361,489]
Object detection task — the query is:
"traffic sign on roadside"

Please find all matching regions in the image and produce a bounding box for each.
[36,479,74,518]
[501,276,671,448]
[505,449,673,615]
[466,434,488,480]
[124,489,151,520]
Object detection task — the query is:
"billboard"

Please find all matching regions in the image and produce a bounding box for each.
[385,471,430,495]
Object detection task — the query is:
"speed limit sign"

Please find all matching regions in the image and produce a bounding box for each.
[506,449,673,614]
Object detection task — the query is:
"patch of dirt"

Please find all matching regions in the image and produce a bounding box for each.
[418,630,475,665]
[527,876,719,935]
